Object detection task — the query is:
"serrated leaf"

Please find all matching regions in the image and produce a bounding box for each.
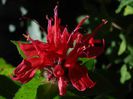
[13,75,44,99]
[124,5,133,16]
[79,58,96,70]
[0,58,14,77]
[118,34,126,55]
[11,40,26,59]
[120,64,131,84]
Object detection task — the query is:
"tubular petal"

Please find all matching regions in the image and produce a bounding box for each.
[58,77,67,96]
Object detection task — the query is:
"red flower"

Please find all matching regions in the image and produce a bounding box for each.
[12,5,107,95]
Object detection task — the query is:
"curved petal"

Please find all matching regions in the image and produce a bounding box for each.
[12,60,36,83]
[18,42,37,57]
[69,64,95,91]
[19,40,48,57]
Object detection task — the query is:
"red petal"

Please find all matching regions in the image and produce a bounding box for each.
[69,64,95,91]
[61,27,69,44]
[19,40,48,57]
[47,18,54,44]
[83,39,105,58]
[12,60,36,83]
[19,42,37,57]
[64,48,79,68]
[58,77,67,96]
[73,16,89,33]
[53,65,64,77]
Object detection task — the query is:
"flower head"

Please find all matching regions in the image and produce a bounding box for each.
[12,5,107,96]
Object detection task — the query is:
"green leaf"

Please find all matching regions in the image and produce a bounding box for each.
[53,95,60,99]
[120,64,131,84]
[0,58,14,77]
[124,5,133,16]
[0,96,6,99]
[11,40,26,59]
[124,45,133,66]
[118,34,126,55]
[37,82,58,99]
[116,0,133,13]
[79,58,96,70]
[13,74,44,99]
[124,55,133,66]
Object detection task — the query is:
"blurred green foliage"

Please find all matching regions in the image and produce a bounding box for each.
[116,0,133,16]
[0,58,14,77]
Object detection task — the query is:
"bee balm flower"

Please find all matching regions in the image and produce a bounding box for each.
[12,5,107,96]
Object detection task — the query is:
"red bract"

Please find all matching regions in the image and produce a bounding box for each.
[12,5,107,96]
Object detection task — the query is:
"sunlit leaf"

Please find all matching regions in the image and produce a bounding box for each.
[118,34,126,55]
[79,58,96,70]
[120,64,131,84]
[13,74,44,99]
[11,41,26,59]
[116,0,133,13]
[0,58,14,77]
[124,5,133,16]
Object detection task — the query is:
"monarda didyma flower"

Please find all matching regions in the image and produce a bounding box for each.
[12,6,107,96]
